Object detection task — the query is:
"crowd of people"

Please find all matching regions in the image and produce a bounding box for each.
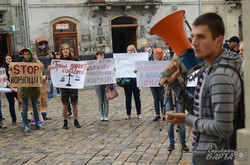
[0,12,245,164]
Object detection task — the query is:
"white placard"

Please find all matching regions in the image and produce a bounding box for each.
[187,70,199,87]
[50,60,88,89]
[0,68,7,88]
[84,58,116,86]
[0,88,16,93]
[135,61,170,87]
[113,52,148,78]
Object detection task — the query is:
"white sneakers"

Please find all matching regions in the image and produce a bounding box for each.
[100,116,108,121]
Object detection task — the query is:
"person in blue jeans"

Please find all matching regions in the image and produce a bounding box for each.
[94,51,109,121]
[165,88,189,151]
[150,48,165,121]
[18,48,44,132]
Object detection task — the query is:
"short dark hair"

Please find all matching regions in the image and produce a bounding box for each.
[96,51,104,55]
[193,12,225,39]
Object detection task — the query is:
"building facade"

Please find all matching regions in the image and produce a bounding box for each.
[0,0,242,60]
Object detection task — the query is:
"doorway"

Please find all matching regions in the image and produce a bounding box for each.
[111,16,138,53]
[52,20,78,57]
[0,34,12,66]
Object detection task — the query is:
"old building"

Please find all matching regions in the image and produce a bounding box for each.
[0,0,242,60]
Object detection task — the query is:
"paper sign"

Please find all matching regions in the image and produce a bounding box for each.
[187,70,199,87]
[84,58,116,86]
[113,52,148,78]
[50,60,87,89]
[10,62,43,87]
[135,61,170,87]
[0,68,7,88]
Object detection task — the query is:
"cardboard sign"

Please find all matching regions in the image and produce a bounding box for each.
[0,68,7,88]
[50,60,87,89]
[10,62,43,87]
[18,76,48,112]
[113,52,148,78]
[135,61,170,87]
[84,58,116,86]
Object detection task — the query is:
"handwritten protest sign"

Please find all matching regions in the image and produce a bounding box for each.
[84,58,116,86]
[18,76,48,112]
[0,68,7,88]
[50,60,87,89]
[10,62,43,87]
[113,52,148,78]
[135,61,170,87]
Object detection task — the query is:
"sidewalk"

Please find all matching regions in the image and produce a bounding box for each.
[0,87,192,165]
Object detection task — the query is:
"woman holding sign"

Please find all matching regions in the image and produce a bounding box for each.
[150,48,165,121]
[94,51,109,121]
[124,45,142,119]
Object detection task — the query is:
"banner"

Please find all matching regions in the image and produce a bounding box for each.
[113,52,148,78]
[135,61,170,87]
[84,58,116,86]
[50,60,87,89]
[0,68,7,88]
[18,76,48,112]
[10,62,43,87]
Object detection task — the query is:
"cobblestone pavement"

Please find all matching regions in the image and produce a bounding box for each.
[0,87,192,165]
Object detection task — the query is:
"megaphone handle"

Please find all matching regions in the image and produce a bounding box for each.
[161,58,186,77]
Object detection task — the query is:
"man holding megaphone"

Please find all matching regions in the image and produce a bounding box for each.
[162,13,242,164]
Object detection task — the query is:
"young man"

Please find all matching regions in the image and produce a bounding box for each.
[165,13,242,164]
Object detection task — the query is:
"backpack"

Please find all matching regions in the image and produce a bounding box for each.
[209,64,245,149]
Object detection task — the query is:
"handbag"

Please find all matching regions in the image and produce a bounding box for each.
[116,78,131,87]
[106,85,119,100]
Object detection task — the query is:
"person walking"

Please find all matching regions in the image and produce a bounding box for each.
[165,13,242,164]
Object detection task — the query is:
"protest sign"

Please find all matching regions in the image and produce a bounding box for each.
[10,62,43,87]
[50,60,87,89]
[113,52,148,78]
[135,61,170,87]
[84,58,116,86]
[0,68,7,88]
[18,76,48,112]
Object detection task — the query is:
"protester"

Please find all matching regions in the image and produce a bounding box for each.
[49,44,81,129]
[145,43,152,58]
[239,41,244,60]
[223,36,240,54]
[94,51,109,121]
[150,48,165,121]
[48,52,57,99]
[19,48,44,132]
[165,13,242,164]
[3,54,18,125]
[124,45,142,119]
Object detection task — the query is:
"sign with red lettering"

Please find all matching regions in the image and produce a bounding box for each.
[135,61,170,87]
[84,58,116,86]
[56,23,69,30]
[10,62,43,87]
[0,68,7,88]
[50,60,87,89]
